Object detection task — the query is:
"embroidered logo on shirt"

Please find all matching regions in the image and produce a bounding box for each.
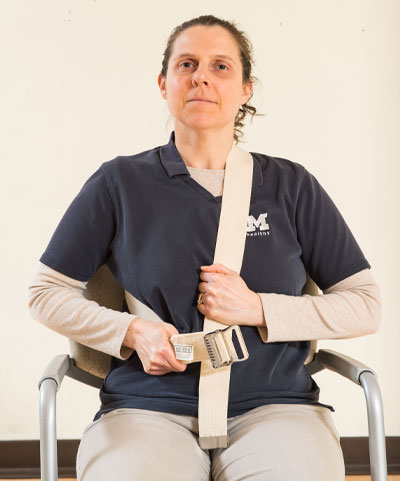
[247,213,270,237]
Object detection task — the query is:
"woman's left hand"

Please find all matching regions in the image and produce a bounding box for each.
[197,263,265,327]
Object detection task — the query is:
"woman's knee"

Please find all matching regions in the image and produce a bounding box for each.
[211,404,345,481]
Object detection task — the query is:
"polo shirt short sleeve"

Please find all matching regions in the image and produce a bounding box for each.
[40,165,116,282]
[39,130,371,421]
[295,168,370,290]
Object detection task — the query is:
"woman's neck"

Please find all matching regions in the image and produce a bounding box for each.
[173,125,235,170]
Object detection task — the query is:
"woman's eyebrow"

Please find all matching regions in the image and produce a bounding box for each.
[174,53,235,63]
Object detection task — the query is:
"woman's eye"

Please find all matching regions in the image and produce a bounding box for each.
[178,61,228,71]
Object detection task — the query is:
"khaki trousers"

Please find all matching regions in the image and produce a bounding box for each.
[76,404,345,481]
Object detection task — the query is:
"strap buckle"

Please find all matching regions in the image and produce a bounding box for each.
[203,325,249,369]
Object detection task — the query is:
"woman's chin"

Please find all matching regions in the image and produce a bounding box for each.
[180,117,226,131]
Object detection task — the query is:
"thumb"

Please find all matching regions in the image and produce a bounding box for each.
[165,322,180,337]
[167,342,187,371]
[165,326,188,371]
[201,263,234,274]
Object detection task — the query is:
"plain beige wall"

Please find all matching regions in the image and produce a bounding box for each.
[1,0,399,440]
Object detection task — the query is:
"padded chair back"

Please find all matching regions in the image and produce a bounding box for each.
[70,266,319,378]
[69,265,122,378]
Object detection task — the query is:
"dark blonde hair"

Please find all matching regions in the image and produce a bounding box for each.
[160,14,264,143]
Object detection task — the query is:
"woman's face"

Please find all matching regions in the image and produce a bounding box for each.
[158,25,252,133]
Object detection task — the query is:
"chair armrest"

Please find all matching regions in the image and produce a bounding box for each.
[314,348,376,385]
[38,356,70,481]
[38,354,104,391]
[38,354,71,391]
[38,354,103,481]
[307,349,387,480]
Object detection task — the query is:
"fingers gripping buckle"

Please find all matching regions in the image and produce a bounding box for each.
[203,325,249,369]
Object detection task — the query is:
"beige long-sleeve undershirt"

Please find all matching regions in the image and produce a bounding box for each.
[28,165,381,360]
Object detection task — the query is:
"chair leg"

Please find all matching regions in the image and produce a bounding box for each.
[359,370,388,481]
[39,378,58,481]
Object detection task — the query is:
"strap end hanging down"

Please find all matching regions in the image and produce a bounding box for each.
[199,434,229,450]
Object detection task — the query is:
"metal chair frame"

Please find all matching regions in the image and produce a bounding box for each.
[38,347,388,481]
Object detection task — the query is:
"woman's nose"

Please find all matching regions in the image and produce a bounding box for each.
[192,65,209,85]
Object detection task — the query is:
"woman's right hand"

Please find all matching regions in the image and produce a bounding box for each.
[123,317,187,375]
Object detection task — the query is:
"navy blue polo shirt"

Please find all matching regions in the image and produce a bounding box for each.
[40,130,370,421]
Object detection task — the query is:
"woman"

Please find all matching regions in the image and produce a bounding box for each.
[29,14,381,481]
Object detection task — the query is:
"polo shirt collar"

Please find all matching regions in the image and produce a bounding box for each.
[159,130,263,187]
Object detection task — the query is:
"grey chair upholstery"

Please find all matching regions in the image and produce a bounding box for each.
[38,265,388,481]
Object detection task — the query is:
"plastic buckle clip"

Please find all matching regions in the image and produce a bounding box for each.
[203,325,249,369]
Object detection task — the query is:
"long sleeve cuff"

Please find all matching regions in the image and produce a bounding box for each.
[28,262,137,360]
[256,268,381,343]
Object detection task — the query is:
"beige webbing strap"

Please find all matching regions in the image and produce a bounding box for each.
[124,141,254,451]
[197,142,253,449]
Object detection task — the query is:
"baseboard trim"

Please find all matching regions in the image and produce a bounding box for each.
[0,437,399,478]
[341,437,400,475]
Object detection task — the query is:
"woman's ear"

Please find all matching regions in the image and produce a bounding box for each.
[241,79,253,105]
[158,73,167,100]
